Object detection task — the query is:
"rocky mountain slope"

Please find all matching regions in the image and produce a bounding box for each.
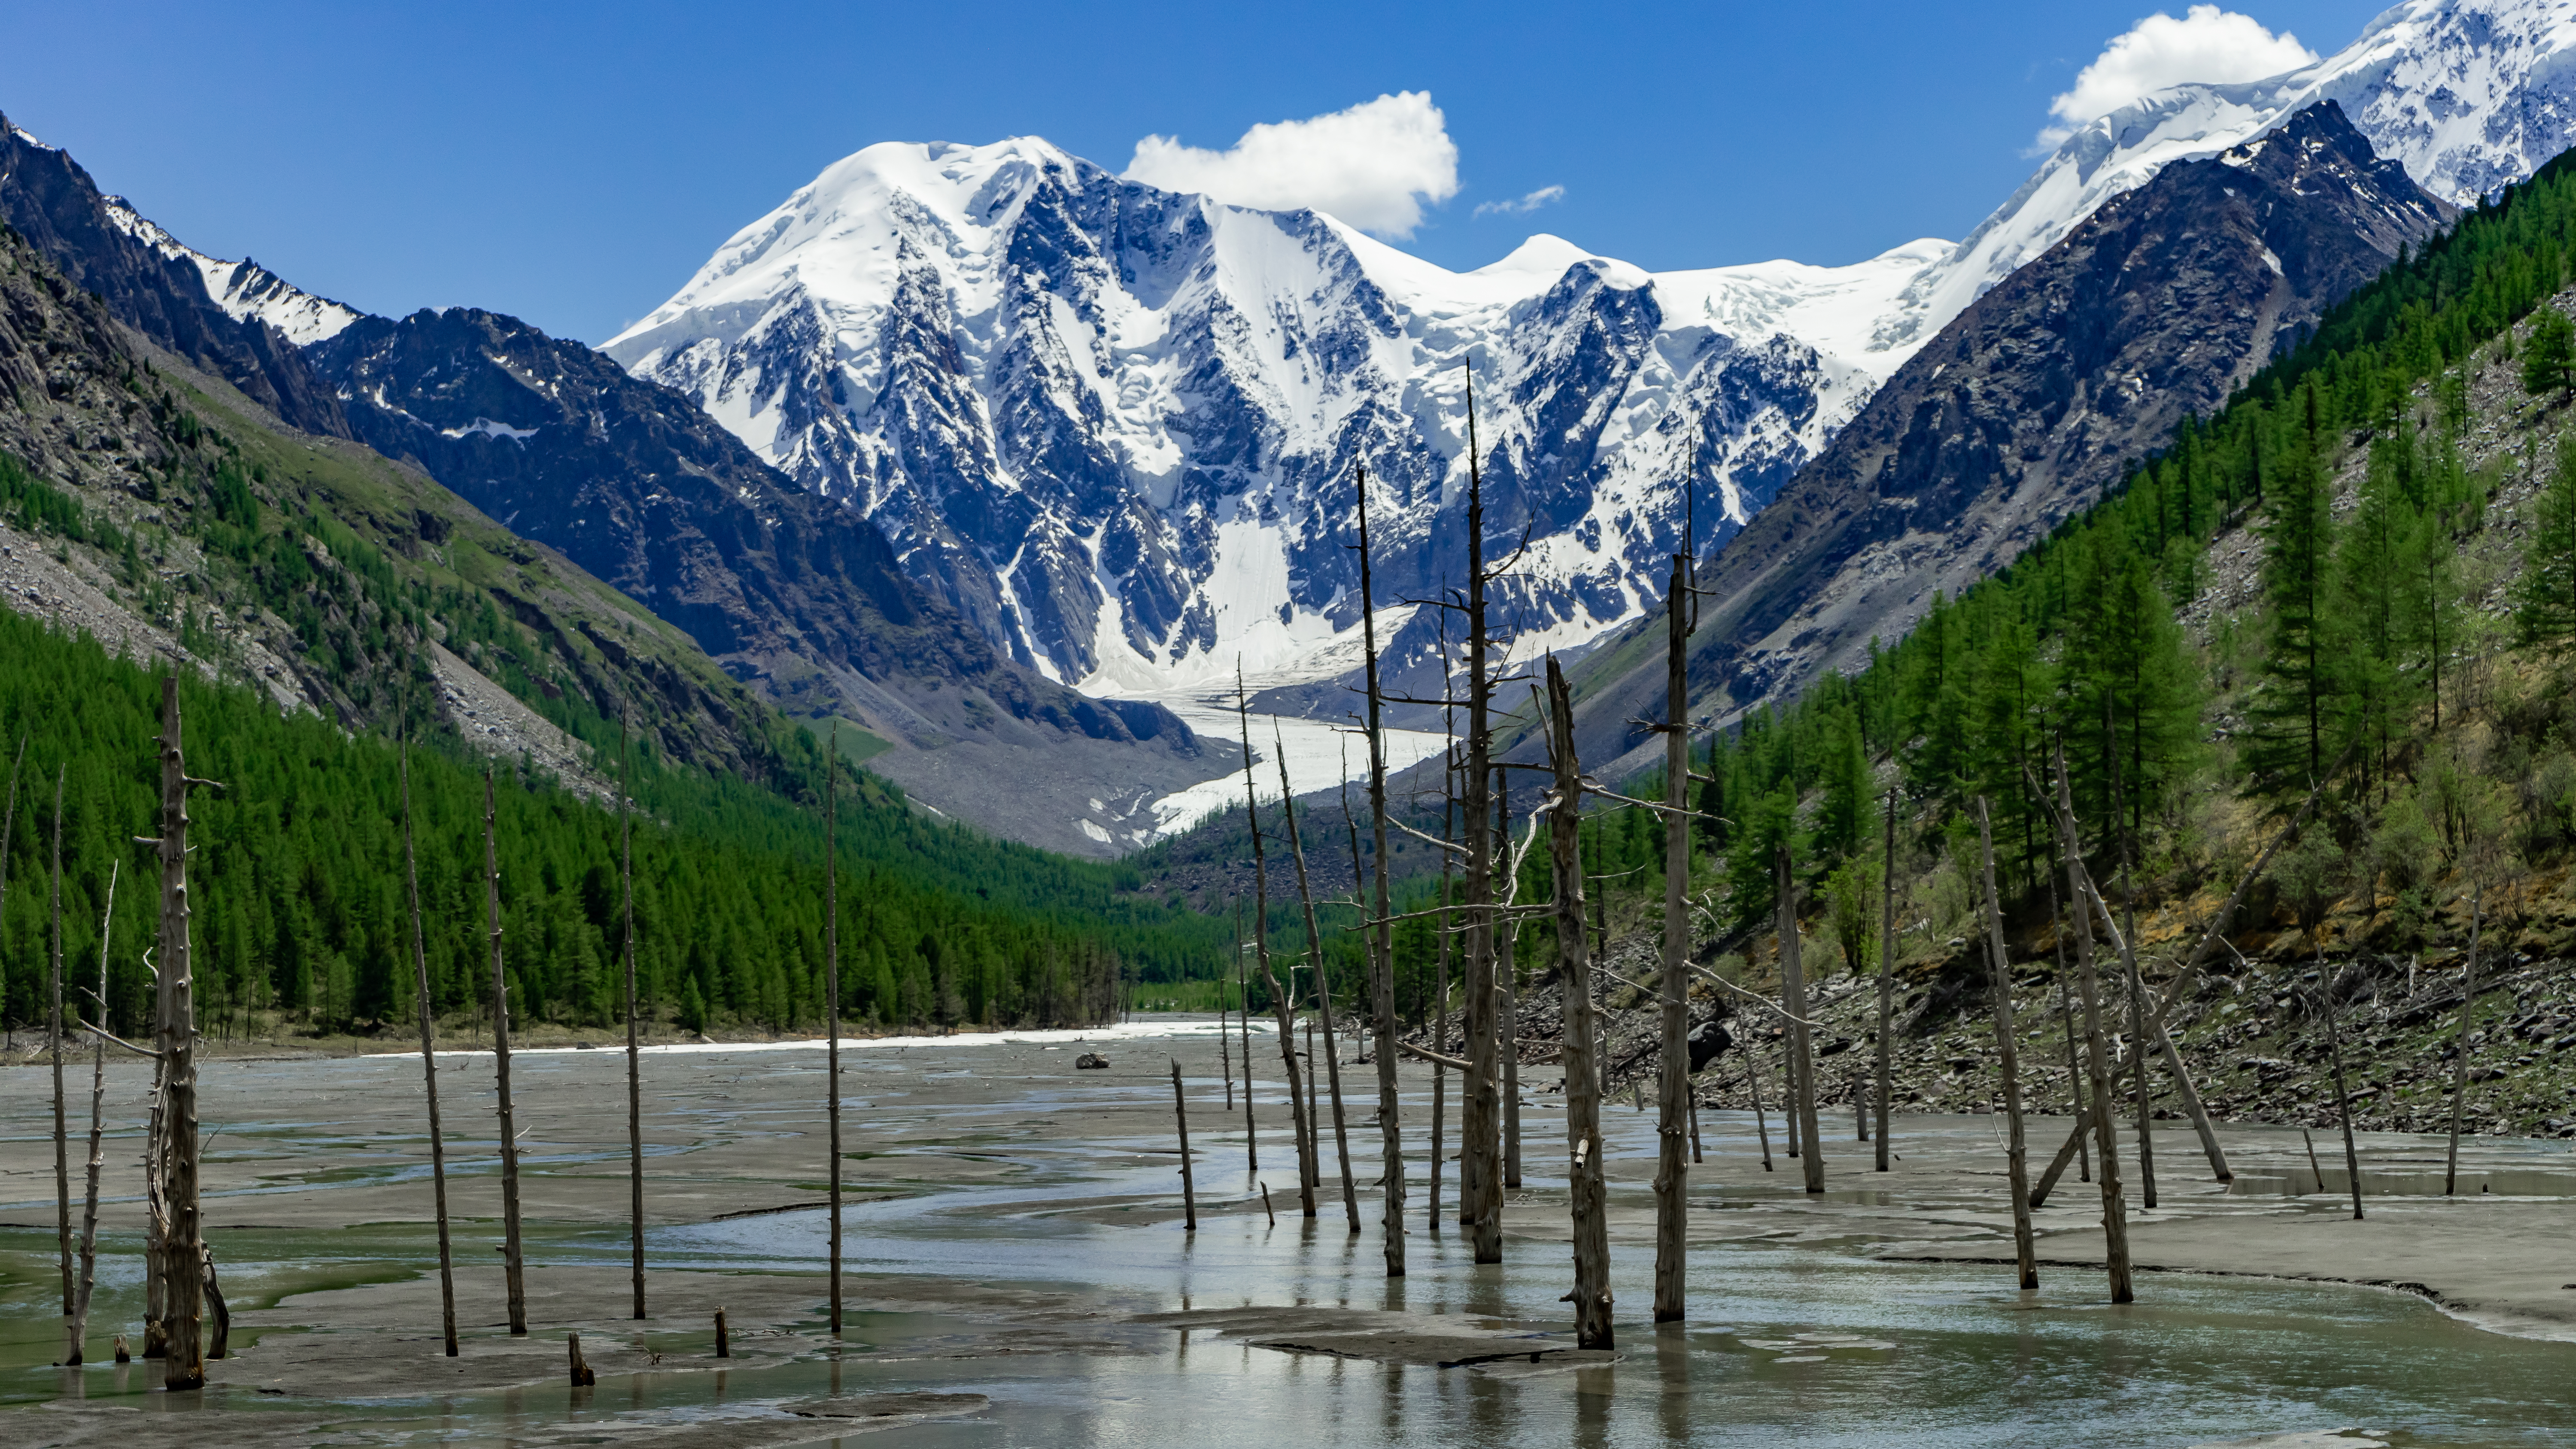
[1558,102,2453,777]
[0,218,781,785]
[0,117,1218,855]
[0,115,352,438]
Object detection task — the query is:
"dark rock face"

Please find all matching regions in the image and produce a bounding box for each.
[305,306,1196,757]
[0,114,350,438]
[1566,100,2452,775]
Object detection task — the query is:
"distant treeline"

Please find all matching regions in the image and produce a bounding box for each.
[0,608,1229,1039]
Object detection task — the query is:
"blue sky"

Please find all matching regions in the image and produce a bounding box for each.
[11,1,2376,343]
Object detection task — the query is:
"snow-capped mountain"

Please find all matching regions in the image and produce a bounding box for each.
[605,141,1945,693]
[607,1,2576,709]
[98,194,362,346]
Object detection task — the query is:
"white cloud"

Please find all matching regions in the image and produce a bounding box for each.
[1474,185,1565,218]
[2038,6,2318,148]
[1123,92,1460,238]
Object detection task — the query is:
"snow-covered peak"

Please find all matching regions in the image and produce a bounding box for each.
[1891,0,2576,349]
[99,194,365,347]
[7,122,54,151]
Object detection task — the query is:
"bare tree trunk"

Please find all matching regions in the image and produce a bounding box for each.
[2113,752,2156,1210]
[1748,1044,1774,1171]
[399,741,460,1358]
[1497,768,1522,1192]
[66,860,114,1365]
[2445,885,2483,1195]
[485,770,528,1334]
[1172,1059,1197,1232]
[2052,852,2090,1184]
[1460,365,1502,1265]
[2325,986,2365,1220]
[153,677,207,1388]
[2045,751,2133,1303]
[143,1046,167,1360]
[1545,659,1611,1347]
[824,724,841,1334]
[1273,732,1357,1231]
[1655,556,1691,1320]
[1236,674,1313,1217]
[51,765,70,1328]
[1428,761,1453,1233]
[1976,799,2037,1290]
[1355,464,1404,1275]
[1219,986,1233,1112]
[1876,788,1896,1170]
[1236,897,1255,1173]
[1776,845,1824,1194]
[624,715,647,1322]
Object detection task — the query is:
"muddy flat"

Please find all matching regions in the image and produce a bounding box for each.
[3,1018,2571,1445]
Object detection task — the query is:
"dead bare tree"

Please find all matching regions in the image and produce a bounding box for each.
[67,860,114,1365]
[2322,979,2365,1221]
[623,713,647,1322]
[151,676,209,1387]
[1775,844,1824,1194]
[1458,363,1504,1266]
[1654,555,1692,1320]
[1273,726,1357,1232]
[52,764,70,1331]
[1544,658,1611,1347]
[825,723,843,1334]
[2043,749,2134,1303]
[2111,747,2157,1210]
[1496,767,1522,1192]
[1354,462,1404,1275]
[1171,1059,1197,1232]
[399,738,459,1357]
[1236,896,1256,1173]
[2445,883,2485,1195]
[1875,787,1896,1170]
[1428,746,1455,1233]
[1236,672,1314,1217]
[485,769,529,1334]
[1975,798,2038,1290]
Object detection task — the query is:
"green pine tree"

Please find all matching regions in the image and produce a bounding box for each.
[2249,439,2346,788]
[2522,306,2576,398]
[2515,428,2576,645]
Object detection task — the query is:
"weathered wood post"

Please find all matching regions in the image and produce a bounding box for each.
[1976,798,2038,1290]
[1654,555,1691,1321]
[153,677,208,1387]
[1749,1043,1774,1171]
[1876,787,1896,1170]
[1273,731,1357,1232]
[1171,1059,1197,1232]
[714,1307,729,1358]
[623,712,647,1322]
[568,1332,595,1386]
[65,860,114,1365]
[1776,844,1824,1194]
[1546,658,1612,1349]
[399,739,460,1357]
[484,770,528,1334]
[1354,463,1405,1275]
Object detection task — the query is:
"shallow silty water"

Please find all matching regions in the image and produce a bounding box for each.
[4,1026,2573,1445]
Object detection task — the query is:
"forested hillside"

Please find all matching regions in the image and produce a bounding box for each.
[0,607,1224,1041]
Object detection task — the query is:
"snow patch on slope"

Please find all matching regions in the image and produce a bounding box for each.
[100,195,362,345]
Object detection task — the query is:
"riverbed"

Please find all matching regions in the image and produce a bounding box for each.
[2,1019,2570,1446]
